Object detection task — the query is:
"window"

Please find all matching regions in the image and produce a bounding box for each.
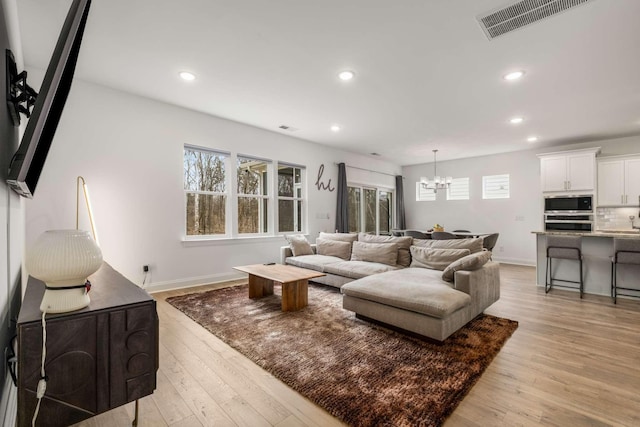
[416,182,436,201]
[237,156,270,234]
[184,146,229,236]
[446,177,470,201]
[278,164,305,233]
[348,185,393,235]
[483,174,510,199]
[184,146,307,238]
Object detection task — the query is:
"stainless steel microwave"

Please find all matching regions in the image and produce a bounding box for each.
[544,195,593,213]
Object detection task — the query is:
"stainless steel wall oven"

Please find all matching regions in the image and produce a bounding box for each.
[544,195,593,231]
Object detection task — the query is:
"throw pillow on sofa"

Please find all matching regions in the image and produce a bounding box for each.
[410,246,471,271]
[441,250,493,282]
[357,233,413,267]
[316,238,352,260]
[412,237,484,254]
[319,232,359,243]
[351,241,398,266]
[285,234,314,256]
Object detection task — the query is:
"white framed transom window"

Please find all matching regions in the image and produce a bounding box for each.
[446,177,470,200]
[483,174,510,199]
[416,182,436,201]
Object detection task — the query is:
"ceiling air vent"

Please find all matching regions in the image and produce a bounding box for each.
[477,0,595,40]
[278,125,299,132]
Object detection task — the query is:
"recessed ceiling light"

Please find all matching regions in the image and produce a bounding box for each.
[338,70,355,81]
[527,136,538,143]
[179,71,196,81]
[330,125,341,132]
[510,117,524,124]
[503,70,525,81]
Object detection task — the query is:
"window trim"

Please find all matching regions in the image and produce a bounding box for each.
[183,145,308,240]
[184,146,231,238]
[276,162,307,234]
[446,177,470,201]
[482,174,510,199]
[236,154,272,236]
[347,183,394,235]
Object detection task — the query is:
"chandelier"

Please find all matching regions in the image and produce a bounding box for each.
[420,149,452,192]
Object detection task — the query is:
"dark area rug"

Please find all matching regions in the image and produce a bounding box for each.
[166,283,518,427]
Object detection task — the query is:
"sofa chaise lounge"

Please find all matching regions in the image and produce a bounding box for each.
[280,232,500,341]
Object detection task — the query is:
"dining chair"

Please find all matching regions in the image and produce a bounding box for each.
[431,231,458,240]
[403,230,430,239]
[482,233,499,252]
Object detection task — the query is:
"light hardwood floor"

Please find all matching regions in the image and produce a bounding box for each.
[74,264,640,427]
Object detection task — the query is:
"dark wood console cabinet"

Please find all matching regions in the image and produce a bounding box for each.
[17,263,159,426]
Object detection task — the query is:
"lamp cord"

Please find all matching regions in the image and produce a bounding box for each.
[32,311,47,427]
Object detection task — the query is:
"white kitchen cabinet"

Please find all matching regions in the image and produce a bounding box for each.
[598,156,640,206]
[539,149,598,193]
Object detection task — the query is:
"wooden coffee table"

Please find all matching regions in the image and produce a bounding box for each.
[233,264,325,311]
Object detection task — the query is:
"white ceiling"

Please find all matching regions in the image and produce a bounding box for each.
[15,0,640,165]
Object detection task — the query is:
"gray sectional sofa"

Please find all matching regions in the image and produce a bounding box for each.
[280,232,500,341]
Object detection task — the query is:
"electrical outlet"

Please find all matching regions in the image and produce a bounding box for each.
[143,265,149,272]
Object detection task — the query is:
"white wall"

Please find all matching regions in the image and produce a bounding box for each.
[25,75,401,291]
[403,135,640,265]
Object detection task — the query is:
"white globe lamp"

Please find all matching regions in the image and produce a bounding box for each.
[27,229,103,313]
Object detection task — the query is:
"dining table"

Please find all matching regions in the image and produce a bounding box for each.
[427,231,493,238]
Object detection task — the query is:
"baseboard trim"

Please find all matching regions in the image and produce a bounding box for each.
[493,257,535,266]
[146,271,246,294]
[1,375,17,427]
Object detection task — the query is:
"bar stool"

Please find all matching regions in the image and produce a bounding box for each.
[611,238,640,304]
[545,235,583,298]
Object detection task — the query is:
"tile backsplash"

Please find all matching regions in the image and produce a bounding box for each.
[596,207,640,230]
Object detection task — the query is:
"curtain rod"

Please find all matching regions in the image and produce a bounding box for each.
[334,162,400,178]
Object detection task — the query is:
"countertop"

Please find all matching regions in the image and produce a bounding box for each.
[532,230,640,238]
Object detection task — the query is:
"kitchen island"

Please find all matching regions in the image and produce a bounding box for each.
[533,230,640,297]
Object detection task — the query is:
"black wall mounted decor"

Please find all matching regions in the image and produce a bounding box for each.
[315,164,335,192]
[5,49,37,126]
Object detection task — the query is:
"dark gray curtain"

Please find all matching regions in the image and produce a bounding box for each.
[335,163,349,232]
[395,175,406,230]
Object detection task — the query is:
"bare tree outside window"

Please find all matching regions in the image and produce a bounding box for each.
[237,157,269,234]
[348,187,361,232]
[184,147,227,235]
[348,185,393,235]
[278,165,304,232]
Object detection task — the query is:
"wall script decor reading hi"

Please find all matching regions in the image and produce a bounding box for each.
[315,164,335,192]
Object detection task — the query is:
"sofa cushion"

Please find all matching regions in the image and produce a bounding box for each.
[351,241,398,266]
[442,250,493,282]
[316,238,352,260]
[410,246,471,271]
[358,233,413,267]
[412,237,484,254]
[341,268,471,319]
[284,234,313,256]
[318,232,359,243]
[284,254,343,272]
[324,260,401,280]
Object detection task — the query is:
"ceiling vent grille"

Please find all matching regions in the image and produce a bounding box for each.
[477,0,595,40]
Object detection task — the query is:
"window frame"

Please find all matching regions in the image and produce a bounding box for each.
[347,183,394,235]
[276,162,307,235]
[183,146,308,240]
[446,177,470,201]
[482,174,510,199]
[184,145,231,238]
[236,154,272,236]
[416,181,437,201]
